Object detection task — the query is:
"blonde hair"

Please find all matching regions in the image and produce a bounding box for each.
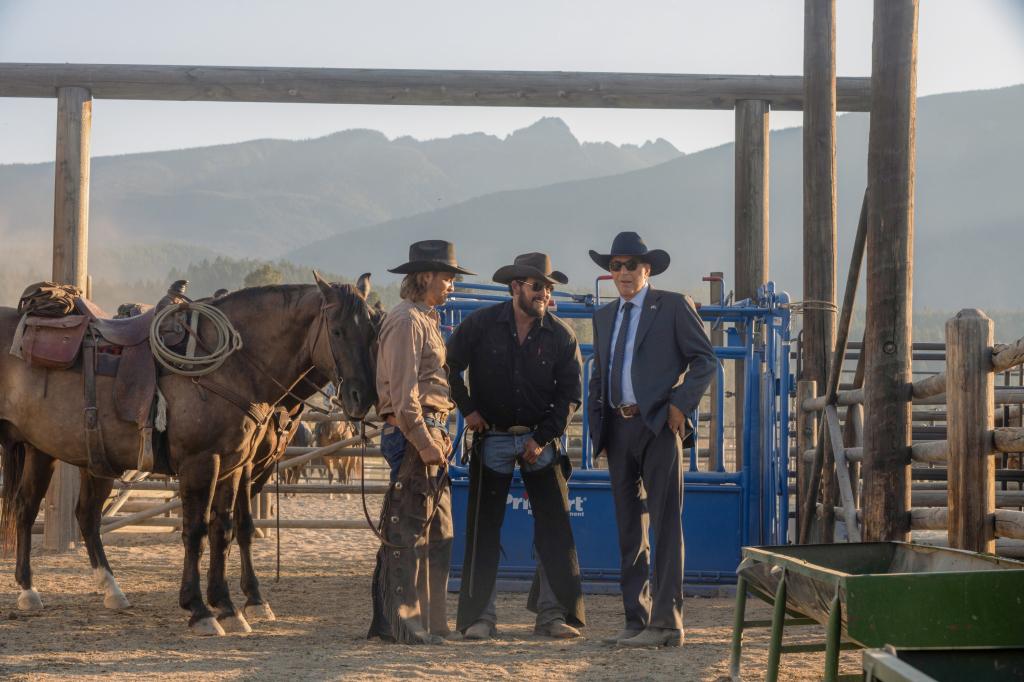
[400,272,431,301]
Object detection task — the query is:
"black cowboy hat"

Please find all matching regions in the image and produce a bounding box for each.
[492,252,569,286]
[588,231,670,276]
[387,239,476,276]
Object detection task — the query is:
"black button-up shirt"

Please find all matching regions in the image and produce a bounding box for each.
[446,301,582,447]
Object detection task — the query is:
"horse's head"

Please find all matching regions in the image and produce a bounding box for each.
[312,271,379,420]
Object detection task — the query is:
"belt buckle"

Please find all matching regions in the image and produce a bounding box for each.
[616,405,637,419]
[507,425,531,436]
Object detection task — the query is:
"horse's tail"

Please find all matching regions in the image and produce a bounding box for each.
[0,441,26,555]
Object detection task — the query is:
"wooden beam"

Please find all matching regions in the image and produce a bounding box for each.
[946,309,995,553]
[0,63,873,111]
[43,86,92,553]
[861,0,918,543]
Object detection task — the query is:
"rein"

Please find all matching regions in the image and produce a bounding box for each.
[359,421,463,550]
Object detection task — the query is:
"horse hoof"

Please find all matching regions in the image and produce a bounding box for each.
[218,613,253,634]
[17,589,43,611]
[190,617,226,636]
[244,602,276,621]
[104,592,132,610]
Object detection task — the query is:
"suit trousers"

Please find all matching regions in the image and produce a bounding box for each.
[605,413,684,631]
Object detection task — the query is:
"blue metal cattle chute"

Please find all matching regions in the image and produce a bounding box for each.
[439,278,791,592]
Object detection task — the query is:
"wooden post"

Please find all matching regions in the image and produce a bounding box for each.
[43,85,92,552]
[734,99,770,466]
[795,380,818,539]
[861,0,917,542]
[946,309,995,553]
[803,0,838,542]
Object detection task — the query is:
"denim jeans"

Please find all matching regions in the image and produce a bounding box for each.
[477,431,562,626]
[379,424,407,482]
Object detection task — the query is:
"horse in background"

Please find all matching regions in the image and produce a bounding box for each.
[312,419,359,497]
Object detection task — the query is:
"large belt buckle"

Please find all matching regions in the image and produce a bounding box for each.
[616,404,637,419]
[507,425,531,436]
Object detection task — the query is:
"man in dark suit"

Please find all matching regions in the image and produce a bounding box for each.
[587,231,717,648]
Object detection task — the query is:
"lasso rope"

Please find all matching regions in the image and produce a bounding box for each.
[149,302,243,376]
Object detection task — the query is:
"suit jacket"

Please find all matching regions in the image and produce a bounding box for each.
[587,287,717,455]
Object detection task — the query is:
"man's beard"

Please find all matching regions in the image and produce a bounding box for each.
[516,291,544,318]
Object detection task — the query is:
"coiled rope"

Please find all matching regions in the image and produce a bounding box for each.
[149,302,243,376]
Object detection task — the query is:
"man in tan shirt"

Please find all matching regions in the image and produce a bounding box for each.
[368,239,475,645]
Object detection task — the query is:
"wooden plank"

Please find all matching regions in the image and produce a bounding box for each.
[802,388,864,412]
[992,337,1024,374]
[910,507,948,531]
[860,0,918,543]
[101,517,373,531]
[910,440,948,463]
[946,309,995,553]
[795,381,817,534]
[108,480,389,495]
[994,426,1024,453]
[911,373,946,399]
[914,490,1022,507]
[0,63,874,111]
[825,405,861,541]
[994,509,1024,540]
[43,85,92,553]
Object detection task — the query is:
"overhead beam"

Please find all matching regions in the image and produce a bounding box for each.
[0,63,872,111]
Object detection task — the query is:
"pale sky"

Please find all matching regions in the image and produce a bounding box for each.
[1,0,1022,164]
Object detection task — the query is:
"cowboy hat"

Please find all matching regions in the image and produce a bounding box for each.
[492,252,569,286]
[387,239,476,276]
[588,231,670,276]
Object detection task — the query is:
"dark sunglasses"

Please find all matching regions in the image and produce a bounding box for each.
[609,258,641,272]
[515,279,554,294]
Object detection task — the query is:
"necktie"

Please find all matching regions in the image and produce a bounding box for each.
[610,301,634,407]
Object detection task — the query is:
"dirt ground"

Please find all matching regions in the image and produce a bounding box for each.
[0,494,862,681]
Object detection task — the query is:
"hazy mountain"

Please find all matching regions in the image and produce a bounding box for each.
[288,85,1024,311]
[0,118,681,257]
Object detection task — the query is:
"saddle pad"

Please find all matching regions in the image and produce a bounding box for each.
[113,342,158,427]
[21,315,89,370]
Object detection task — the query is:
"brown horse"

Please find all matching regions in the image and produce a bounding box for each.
[0,274,377,635]
[312,419,360,495]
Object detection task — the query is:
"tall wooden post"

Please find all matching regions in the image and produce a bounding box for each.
[861,0,917,542]
[734,99,770,466]
[795,380,818,539]
[803,0,839,542]
[43,86,92,552]
[946,309,995,553]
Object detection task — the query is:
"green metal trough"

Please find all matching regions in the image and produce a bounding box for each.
[863,645,1024,682]
[728,542,1024,681]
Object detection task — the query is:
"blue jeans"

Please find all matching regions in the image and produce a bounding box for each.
[379,425,407,482]
[477,431,562,627]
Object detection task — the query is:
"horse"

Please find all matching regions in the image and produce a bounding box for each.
[0,273,378,635]
[278,421,313,490]
[311,419,359,496]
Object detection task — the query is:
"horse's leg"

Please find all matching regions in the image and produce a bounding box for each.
[75,470,130,609]
[235,464,275,621]
[13,446,54,611]
[207,467,250,633]
[178,454,224,636]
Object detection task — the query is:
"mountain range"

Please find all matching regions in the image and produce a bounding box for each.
[1,85,1022,311]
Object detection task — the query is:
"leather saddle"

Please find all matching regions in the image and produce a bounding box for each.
[16,290,188,478]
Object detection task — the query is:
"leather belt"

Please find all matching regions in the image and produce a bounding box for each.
[487,425,534,436]
[384,412,449,432]
[613,404,640,419]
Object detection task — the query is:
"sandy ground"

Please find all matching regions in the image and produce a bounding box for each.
[0,492,862,681]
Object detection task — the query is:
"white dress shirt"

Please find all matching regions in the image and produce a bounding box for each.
[607,284,649,407]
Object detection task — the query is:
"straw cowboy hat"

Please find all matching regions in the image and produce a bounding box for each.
[588,231,671,276]
[387,239,476,276]
[492,252,569,286]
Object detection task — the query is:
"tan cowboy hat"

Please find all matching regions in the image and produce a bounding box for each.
[492,252,569,286]
[388,239,476,276]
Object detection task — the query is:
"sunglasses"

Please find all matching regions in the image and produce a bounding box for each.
[515,279,554,294]
[609,258,641,272]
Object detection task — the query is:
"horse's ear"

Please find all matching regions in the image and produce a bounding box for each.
[356,272,372,299]
[313,270,332,299]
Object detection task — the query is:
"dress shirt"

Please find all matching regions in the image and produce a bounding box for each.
[607,284,650,407]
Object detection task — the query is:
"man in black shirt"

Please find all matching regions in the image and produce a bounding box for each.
[447,252,586,641]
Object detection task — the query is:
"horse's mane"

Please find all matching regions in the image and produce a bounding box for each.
[212,282,366,314]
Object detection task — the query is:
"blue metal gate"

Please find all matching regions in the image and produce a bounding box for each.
[438,278,791,590]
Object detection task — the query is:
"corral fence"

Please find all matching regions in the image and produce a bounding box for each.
[796,310,1024,555]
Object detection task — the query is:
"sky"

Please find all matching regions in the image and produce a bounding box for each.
[1,0,1023,164]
